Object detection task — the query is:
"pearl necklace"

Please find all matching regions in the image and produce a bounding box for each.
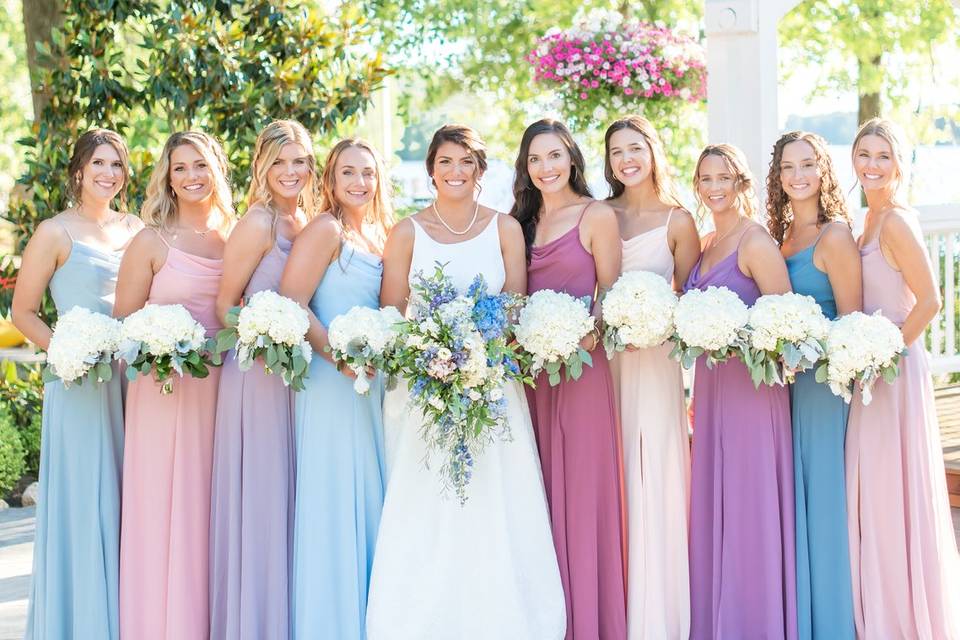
[432,200,479,236]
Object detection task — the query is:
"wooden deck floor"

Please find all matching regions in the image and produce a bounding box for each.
[934,384,960,542]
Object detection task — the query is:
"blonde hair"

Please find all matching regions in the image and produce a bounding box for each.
[245,119,320,221]
[852,117,910,203]
[693,143,758,219]
[319,138,394,245]
[141,131,234,232]
[603,115,683,207]
[766,131,851,244]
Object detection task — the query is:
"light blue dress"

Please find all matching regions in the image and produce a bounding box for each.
[26,235,124,640]
[786,231,855,640]
[291,245,386,640]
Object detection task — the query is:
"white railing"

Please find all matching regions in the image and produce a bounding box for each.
[920,204,960,375]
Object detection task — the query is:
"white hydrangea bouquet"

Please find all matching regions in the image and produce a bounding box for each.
[43,306,121,387]
[214,290,313,392]
[741,292,831,388]
[326,305,404,394]
[816,311,906,404]
[669,285,749,369]
[117,303,217,394]
[515,289,596,386]
[390,265,528,503]
[601,270,677,358]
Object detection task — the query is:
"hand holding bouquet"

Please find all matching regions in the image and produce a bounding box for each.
[741,292,830,387]
[44,306,121,387]
[215,290,313,391]
[118,304,217,394]
[514,289,595,386]
[818,310,906,404]
[601,270,677,357]
[327,305,404,394]
[670,285,749,369]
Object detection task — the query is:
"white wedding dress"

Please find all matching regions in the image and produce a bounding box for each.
[366,214,566,640]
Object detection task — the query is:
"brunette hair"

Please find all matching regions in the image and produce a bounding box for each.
[425,124,488,187]
[140,131,234,232]
[692,143,758,219]
[603,115,682,207]
[67,128,131,211]
[765,131,850,244]
[509,119,592,259]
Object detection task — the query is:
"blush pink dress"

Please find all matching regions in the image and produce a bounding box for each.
[119,237,223,640]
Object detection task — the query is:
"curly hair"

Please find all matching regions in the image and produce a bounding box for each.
[765,131,850,244]
[693,144,757,219]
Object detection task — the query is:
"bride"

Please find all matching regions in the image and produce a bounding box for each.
[366,124,566,640]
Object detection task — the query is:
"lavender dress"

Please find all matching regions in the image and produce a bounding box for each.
[526,207,627,640]
[208,235,295,640]
[684,239,798,640]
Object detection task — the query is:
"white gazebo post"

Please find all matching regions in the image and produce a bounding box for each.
[704,0,801,189]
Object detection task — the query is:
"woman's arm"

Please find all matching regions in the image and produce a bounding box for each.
[668,209,702,292]
[497,213,528,296]
[215,207,274,322]
[277,215,340,362]
[740,226,793,296]
[881,210,940,345]
[10,219,72,350]
[816,223,863,316]
[379,218,415,313]
[113,229,167,319]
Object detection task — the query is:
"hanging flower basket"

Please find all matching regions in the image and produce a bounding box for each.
[527,9,707,128]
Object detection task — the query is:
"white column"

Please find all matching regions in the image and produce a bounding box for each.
[704,0,801,191]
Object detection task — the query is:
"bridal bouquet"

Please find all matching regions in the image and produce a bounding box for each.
[817,311,906,404]
[601,270,677,357]
[741,293,831,387]
[118,304,217,394]
[43,306,121,387]
[215,290,312,391]
[515,289,595,385]
[670,285,749,369]
[390,265,527,503]
[327,305,404,394]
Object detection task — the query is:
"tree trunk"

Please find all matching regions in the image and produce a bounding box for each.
[20,0,63,120]
[857,55,882,126]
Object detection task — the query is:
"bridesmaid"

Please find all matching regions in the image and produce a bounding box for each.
[603,116,699,640]
[279,138,393,640]
[766,131,860,640]
[511,118,627,640]
[684,144,798,639]
[208,120,316,639]
[845,118,960,638]
[115,131,233,640]
[13,129,142,640]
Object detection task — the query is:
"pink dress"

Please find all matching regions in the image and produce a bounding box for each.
[846,239,960,639]
[526,207,627,640]
[610,213,690,640]
[120,240,223,640]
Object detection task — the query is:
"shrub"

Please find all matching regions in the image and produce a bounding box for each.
[0,406,26,497]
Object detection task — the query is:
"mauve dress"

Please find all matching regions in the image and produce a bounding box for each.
[120,240,223,640]
[526,210,627,640]
[209,234,295,640]
[845,238,960,639]
[683,240,798,640]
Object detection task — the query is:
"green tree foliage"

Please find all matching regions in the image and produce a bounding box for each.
[1,0,389,320]
[779,0,959,122]
[0,0,31,210]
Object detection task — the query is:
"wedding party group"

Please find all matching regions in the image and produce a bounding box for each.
[9,112,960,640]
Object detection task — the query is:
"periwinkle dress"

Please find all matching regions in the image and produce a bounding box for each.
[26,225,125,640]
[120,238,223,640]
[846,238,960,638]
[684,237,798,640]
[209,234,295,640]
[526,208,627,640]
[290,244,387,640]
[610,211,691,640]
[785,229,854,640]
